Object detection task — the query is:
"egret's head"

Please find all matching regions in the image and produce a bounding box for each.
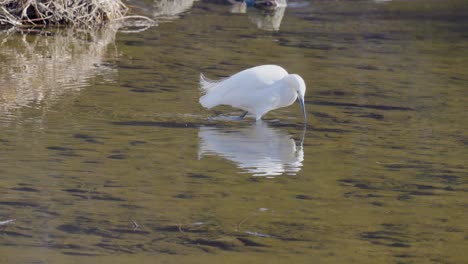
[285,74,307,123]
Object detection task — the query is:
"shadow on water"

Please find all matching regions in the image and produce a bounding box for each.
[112,120,201,128]
[309,100,414,111]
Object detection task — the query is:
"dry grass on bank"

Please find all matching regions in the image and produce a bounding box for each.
[0,0,129,27]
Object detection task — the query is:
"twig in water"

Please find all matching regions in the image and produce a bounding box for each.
[131,219,139,231]
[0,219,15,226]
[236,213,257,232]
[236,208,270,232]
[245,230,275,238]
[0,219,15,231]
[178,222,185,235]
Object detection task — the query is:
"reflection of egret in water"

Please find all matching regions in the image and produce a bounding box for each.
[228,0,286,31]
[0,27,118,124]
[228,1,247,13]
[248,7,286,31]
[152,0,197,20]
[198,122,305,177]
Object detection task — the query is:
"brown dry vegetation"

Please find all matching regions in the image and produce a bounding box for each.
[0,0,128,27]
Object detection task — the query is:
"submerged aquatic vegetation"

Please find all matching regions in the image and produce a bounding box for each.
[0,0,129,27]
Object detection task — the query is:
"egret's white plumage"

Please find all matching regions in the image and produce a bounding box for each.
[199,65,307,122]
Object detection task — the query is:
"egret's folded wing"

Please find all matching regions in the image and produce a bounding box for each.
[199,65,289,109]
[200,65,287,94]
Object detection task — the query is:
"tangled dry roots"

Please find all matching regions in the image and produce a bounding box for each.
[0,0,128,27]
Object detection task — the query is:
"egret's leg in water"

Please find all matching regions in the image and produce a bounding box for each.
[238,111,248,119]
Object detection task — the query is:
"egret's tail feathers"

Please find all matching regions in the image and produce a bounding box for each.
[199,73,227,94]
[199,73,232,109]
[199,73,214,94]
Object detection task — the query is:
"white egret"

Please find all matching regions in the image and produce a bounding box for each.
[199,65,307,122]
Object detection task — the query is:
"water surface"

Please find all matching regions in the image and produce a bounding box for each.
[0,0,467,263]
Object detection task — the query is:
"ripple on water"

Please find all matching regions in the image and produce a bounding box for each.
[0,0,467,263]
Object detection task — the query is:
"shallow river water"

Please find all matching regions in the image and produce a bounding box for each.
[0,0,467,263]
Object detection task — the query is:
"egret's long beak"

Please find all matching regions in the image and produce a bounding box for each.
[298,96,307,123]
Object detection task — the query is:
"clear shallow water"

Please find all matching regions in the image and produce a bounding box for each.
[0,0,467,263]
